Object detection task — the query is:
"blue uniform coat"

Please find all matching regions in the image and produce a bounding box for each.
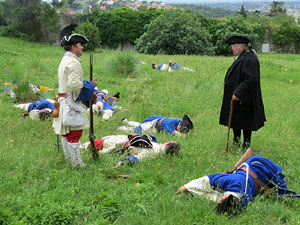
[208,155,298,207]
[134,115,181,135]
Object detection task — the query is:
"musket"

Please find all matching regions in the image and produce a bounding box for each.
[89,53,99,160]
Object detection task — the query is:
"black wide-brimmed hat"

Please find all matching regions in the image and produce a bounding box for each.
[180,115,194,133]
[60,34,89,47]
[225,35,251,45]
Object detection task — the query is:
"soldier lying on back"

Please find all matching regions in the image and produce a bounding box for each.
[80,134,180,168]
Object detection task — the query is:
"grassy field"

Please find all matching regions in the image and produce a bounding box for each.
[0,36,300,224]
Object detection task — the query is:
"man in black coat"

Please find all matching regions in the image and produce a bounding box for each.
[219,35,266,150]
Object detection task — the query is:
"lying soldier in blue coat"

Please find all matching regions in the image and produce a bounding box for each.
[117,115,193,136]
[152,62,195,72]
[14,98,55,120]
[92,89,121,120]
[176,148,299,215]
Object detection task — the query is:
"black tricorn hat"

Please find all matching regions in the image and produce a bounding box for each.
[180,115,194,133]
[113,92,120,99]
[129,135,153,148]
[60,33,89,47]
[225,35,250,45]
[216,194,240,215]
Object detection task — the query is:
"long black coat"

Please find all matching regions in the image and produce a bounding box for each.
[219,50,266,131]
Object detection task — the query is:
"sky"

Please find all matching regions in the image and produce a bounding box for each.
[148,0,300,3]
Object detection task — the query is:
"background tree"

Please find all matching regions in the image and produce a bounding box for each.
[0,0,60,43]
[238,5,247,19]
[74,22,100,51]
[135,10,214,55]
[0,4,7,26]
[87,7,163,49]
[212,16,262,56]
[268,14,300,52]
[268,1,286,17]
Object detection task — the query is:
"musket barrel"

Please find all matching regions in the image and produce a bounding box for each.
[89,53,99,160]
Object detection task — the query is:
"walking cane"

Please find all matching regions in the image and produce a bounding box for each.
[225,99,233,154]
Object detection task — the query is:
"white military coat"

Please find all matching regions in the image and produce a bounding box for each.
[52,52,89,135]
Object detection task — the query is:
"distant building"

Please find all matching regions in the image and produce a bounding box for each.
[261,31,275,53]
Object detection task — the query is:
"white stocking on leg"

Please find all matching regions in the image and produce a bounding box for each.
[61,136,70,162]
[67,142,86,167]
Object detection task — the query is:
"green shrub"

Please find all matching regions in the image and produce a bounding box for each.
[12,79,37,103]
[86,7,163,49]
[74,22,100,51]
[0,26,32,41]
[102,52,136,76]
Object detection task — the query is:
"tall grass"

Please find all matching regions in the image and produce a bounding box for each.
[102,51,136,76]
[0,37,300,224]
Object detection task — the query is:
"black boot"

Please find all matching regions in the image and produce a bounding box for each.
[242,142,250,151]
[232,137,241,148]
[242,130,252,151]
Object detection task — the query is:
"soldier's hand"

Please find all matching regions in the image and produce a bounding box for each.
[92,77,98,87]
[113,161,123,169]
[232,95,239,101]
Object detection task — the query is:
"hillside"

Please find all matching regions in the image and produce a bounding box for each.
[0,37,300,224]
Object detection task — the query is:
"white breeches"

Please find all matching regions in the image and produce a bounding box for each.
[14,103,30,111]
[101,135,128,153]
[102,110,113,121]
[184,176,222,202]
[160,64,170,71]
[130,142,165,161]
[181,67,195,72]
[81,135,129,154]
[120,119,159,134]
[123,120,140,127]
[92,102,104,114]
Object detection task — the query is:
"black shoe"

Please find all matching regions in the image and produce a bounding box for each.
[242,142,250,151]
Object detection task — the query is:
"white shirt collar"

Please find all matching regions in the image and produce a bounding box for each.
[64,51,81,62]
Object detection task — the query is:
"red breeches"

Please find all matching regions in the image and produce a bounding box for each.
[62,130,83,143]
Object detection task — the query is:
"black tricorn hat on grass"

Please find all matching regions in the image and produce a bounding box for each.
[60,34,89,47]
[225,35,251,45]
[180,115,194,133]
[216,194,241,215]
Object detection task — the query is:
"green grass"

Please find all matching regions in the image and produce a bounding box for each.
[0,36,300,224]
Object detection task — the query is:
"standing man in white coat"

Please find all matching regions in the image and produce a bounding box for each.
[53,34,97,167]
